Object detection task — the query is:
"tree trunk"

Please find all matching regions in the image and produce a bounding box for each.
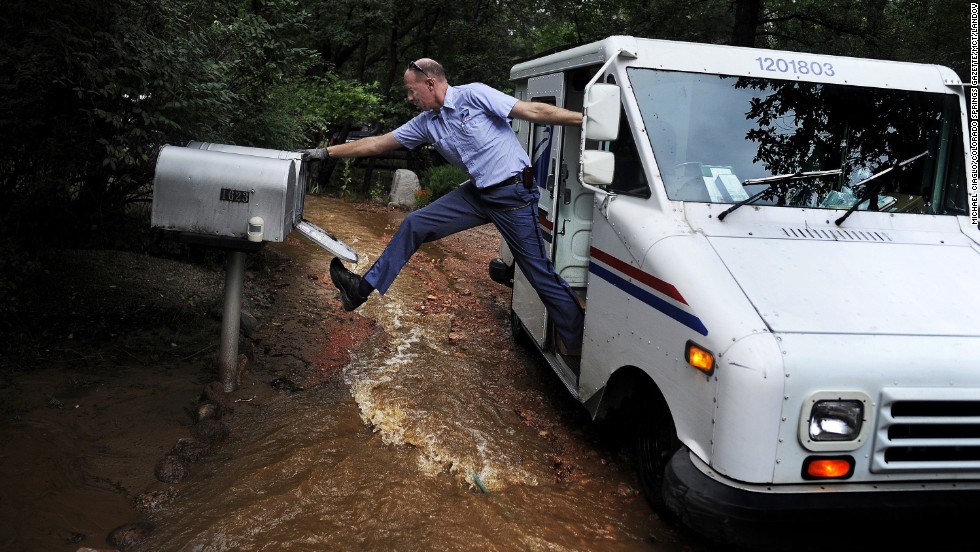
[732,0,763,47]
[360,156,377,197]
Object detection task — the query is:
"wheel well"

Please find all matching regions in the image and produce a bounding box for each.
[595,365,671,425]
[593,366,679,453]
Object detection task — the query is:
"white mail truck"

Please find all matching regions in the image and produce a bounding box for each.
[489,35,980,547]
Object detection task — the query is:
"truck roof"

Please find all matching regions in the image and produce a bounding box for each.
[510,35,962,93]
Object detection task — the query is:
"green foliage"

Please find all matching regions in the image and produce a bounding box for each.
[0,0,971,246]
[880,0,969,80]
[1,0,325,246]
[414,188,433,208]
[0,239,40,327]
[417,164,468,208]
[294,74,384,146]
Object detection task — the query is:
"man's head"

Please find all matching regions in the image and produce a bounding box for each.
[404,58,448,112]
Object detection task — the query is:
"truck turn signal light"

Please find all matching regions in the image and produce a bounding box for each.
[685,341,714,376]
[802,456,854,480]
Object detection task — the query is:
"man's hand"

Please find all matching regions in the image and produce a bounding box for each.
[299,148,328,160]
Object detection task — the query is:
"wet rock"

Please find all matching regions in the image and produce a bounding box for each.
[199,353,251,399]
[183,400,220,425]
[194,418,230,444]
[239,336,255,361]
[240,310,258,337]
[203,380,237,413]
[154,455,187,483]
[170,437,210,463]
[106,521,153,549]
[270,376,303,393]
[134,487,180,513]
[196,401,220,422]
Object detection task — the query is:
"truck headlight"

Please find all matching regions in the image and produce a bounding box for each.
[809,400,862,441]
[799,392,872,452]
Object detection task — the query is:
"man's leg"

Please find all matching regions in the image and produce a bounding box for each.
[361,182,488,294]
[485,189,584,351]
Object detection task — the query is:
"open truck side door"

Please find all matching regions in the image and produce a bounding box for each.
[512,73,568,348]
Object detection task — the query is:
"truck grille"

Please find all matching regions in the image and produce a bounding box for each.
[872,389,980,473]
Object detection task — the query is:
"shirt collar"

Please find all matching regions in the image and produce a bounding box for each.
[430,85,457,119]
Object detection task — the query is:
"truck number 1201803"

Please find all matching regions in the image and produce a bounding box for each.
[754,56,836,77]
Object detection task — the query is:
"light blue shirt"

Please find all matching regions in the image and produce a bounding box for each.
[393,83,531,188]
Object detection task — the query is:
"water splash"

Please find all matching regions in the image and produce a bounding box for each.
[344,289,550,492]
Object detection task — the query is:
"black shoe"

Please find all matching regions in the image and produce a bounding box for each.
[329,258,366,311]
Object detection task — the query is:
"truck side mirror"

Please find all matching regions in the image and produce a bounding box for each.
[584,84,621,141]
[581,150,615,186]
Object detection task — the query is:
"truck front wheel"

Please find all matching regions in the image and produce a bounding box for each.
[634,399,680,513]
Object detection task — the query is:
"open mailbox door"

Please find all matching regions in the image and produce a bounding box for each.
[294,220,358,263]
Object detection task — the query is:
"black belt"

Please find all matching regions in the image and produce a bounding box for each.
[482,167,534,191]
[482,174,522,190]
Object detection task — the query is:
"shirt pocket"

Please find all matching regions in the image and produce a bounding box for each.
[459,109,490,151]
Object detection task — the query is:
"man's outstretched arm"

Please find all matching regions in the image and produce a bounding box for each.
[509,100,583,126]
[301,132,402,160]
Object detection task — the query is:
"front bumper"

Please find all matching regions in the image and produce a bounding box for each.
[663,448,980,549]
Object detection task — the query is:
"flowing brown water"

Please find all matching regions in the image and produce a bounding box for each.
[133,196,699,551]
[1,196,709,551]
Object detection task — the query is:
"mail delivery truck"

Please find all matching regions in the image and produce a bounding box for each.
[490,35,980,547]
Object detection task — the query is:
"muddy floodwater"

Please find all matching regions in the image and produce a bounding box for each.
[136,196,701,551]
[1,195,716,551]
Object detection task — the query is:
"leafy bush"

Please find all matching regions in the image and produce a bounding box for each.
[417,164,468,208]
[0,0,381,249]
[414,188,433,208]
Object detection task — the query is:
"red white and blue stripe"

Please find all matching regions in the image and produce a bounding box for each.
[588,247,709,336]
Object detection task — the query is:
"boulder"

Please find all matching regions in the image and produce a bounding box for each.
[388,169,420,209]
[106,521,153,549]
[154,455,187,483]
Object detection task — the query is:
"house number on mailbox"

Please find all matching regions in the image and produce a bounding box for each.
[219,188,250,203]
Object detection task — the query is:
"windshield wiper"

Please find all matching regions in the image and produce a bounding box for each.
[834,150,928,226]
[717,170,842,221]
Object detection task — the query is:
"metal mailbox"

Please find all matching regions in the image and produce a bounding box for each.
[185,141,307,232]
[152,144,297,242]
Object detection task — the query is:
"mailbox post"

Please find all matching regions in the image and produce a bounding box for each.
[219,250,247,391]
[151,143,357,392]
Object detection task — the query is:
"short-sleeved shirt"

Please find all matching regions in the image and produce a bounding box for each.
[393,83,531,189]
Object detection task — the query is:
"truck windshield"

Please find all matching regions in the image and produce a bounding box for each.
[628,68,968,215]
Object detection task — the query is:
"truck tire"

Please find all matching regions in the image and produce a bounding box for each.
[634,397,680,513]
